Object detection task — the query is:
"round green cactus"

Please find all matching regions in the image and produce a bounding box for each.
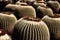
[14,6,36,19]
[42,14,60,40]
[0,13,17,35]
[47,1,60,13]
[12,16,50,40]
[36,6,54,18]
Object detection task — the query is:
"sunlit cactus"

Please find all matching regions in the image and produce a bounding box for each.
[0,29,12,40]
[47,1,60,13]
[0,13,17,35]
[14,6,36,19]
[42,14,60,40]
[12,16,50,40]
[36,6,53,18]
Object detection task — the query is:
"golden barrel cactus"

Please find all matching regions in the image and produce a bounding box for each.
[33,1,46,9]
[12,16,50,40]
[14,6,36,19]
[36,6,53,18]
[4,4,21,11]
[0,13,17,35]
[42,14,60,40]
[47,1,60,13]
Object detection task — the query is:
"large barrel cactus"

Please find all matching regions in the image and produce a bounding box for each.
[0,13,17,35]
[12,16,50,40]
[42,14,60,40]
[47,1,60,13]
[0,29,12,40]
[14,6,36,19]
[36,6,53,18]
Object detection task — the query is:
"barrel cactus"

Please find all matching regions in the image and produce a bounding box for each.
[0,13,17,35]
[14,6,36,19]
[42,14,60,40]
[0,29,12,40]
[33,2,46,9]
[12,16,50,40]
[47,1,60,13]
[4,4,21,12]
[36,6,54,18]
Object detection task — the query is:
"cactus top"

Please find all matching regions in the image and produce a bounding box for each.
[42,14,60,21]
[48,14,60,18]
[22,16,41,22]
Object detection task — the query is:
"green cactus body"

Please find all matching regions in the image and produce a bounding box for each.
[12,17,50,40]
[47,1,60,13]
[0,13,17,35]
[14,6,36,19]
[4,4,21,11]
[42,14,60,40]
[37,6,53,18]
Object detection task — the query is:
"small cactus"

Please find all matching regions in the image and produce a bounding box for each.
[42,14,60,40]
[47,1,60,13]
[0,13,17,35]
[36,6,54,18]
[4,4,21,11]
[33,2,46,9]
[14,6,36,19]
[12,16,50,40]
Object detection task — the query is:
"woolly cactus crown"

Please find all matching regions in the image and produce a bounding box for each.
[0,13,17,35]
[12,16,50,40]
[16,1,28,6]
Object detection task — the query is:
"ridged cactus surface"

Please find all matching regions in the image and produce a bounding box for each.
[12,17,50,40]
[0,13,17,35]
[36,6,53,18]
[47,1,60,13]
[42,14,60,40]
[14,6,36,19]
